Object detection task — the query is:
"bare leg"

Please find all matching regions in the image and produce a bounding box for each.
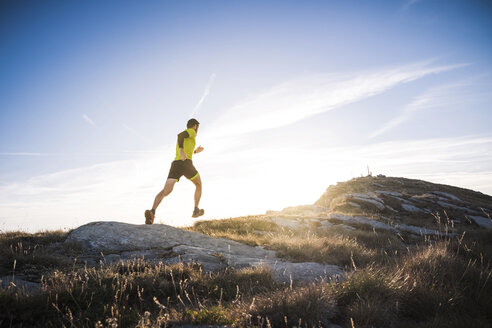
[152,178,177,211]
[190,174,202,208]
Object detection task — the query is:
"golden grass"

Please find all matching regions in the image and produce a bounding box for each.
[332,240,492,327]
[191,218,404,269]
[1,215,491,327]
[0,229,73,278]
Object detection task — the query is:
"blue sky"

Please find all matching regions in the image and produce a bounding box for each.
[1,0,492,231]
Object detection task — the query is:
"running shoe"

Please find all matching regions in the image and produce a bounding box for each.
[192,208,204,218]
[144,209,155,224]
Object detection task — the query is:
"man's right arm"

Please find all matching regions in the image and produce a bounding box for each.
[177,130,190,160]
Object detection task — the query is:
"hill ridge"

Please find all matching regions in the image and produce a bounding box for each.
[2,175,491,327]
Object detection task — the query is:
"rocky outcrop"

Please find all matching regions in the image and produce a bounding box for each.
[267,212,445,236]
[467,215,492,229]
[265,177,492,240]
[66,222,344,283]
[312,176,492,232]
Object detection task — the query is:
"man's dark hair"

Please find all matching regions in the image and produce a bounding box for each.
[187,118,200,128]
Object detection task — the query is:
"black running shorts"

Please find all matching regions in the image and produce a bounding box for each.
[167,159,199,181]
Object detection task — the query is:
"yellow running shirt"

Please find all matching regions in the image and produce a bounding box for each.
[175,128,196,161]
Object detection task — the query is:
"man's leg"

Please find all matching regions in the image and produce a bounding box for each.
[152,178,177,211]
[145,178,177,224]
[190,174,202,207]
[190,174,204,217]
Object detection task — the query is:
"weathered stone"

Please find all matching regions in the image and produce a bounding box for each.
[0,275,42,295]
[436,201,483,217]
[467,215,492,229]
[264,261,344,283]
[271,217,310,229]
[347,201,361,208]
[319,220,333,228]
[66,221,270,259]
[402,203,423,213]
[375,190,402,197]
[351,193,386,210]
[394,224,442,236]
[66,221,345,283]
[432,191,463,202]
[386,205,398,212]
[328,213,396,231]
[338,224,356,231]
[102,254,122,263]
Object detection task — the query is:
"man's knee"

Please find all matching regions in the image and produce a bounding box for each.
[192,176,202,188]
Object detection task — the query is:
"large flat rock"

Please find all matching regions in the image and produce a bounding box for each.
[66,221,344,283]
[66,221,274,258]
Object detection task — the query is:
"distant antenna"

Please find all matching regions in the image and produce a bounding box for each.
[367,166,372,177]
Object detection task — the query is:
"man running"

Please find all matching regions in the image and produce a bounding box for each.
[145,118,205,224]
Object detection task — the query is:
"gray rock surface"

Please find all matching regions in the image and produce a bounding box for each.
[401,203,423,213]
[328,213,396,231]
[375,191,402,197]
[269,210,448,237]
[431,191,462,202]
[271,217,310,229]
[66,221,344,283]
[347,201,361,208]
[267,261,343,283]
[351,193,386,210]
[394,223,442,236]
[437,200,479,214]
[467,215,492,229]
[0,275,42,295]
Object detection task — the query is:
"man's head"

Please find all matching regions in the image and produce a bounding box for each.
[187,118,200,131]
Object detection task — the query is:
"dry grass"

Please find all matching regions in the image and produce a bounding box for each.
[246,283,337,327]
[190,216,281,246]
[0,230,68,247]
[191,218,407,269]
[0,230,73,279]
[1,215,491,327]
[267,233,376,268]
[333,240,492,327]
[1,259,281,327]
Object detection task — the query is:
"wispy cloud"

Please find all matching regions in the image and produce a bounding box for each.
[369,82,468,138]
[0,152,47,156]
[206,62,467,138]
[401,0,424,12]
[122,124,151,144]
[189,72,217,118]
[82,114,96,127]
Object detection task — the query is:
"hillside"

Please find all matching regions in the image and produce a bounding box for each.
[315,175,492,230]
[1,176,491,327]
